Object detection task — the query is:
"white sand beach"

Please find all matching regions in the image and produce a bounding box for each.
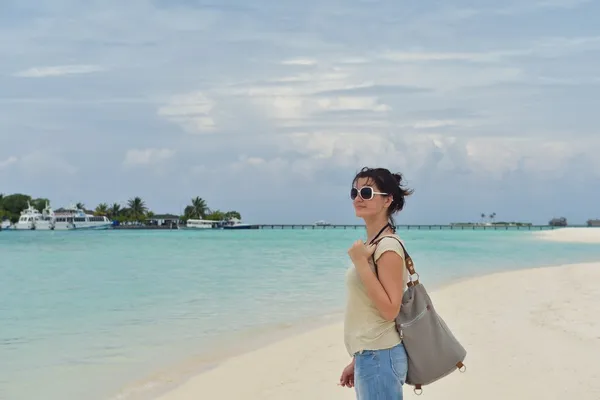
[155,260,600,400]
[533,227,600,243]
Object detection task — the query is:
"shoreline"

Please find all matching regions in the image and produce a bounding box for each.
[152,260,600,399]
[110,311,347,400]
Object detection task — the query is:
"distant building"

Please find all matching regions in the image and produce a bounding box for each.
[147,214,181,227]
[587,219,600,227]
[549,217,567,227]
[450,221,532,227]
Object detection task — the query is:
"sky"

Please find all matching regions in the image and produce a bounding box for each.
[1,0,599,225]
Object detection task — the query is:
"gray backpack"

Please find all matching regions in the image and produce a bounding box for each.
[373,236,467,394]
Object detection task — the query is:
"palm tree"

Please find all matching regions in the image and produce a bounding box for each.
[76,202,85,210]
[224,211,241,220]
[489,212,496,223]
[95,203,109,216]
[184,197,209,220]
[109,203,121,219]
[127,197,147,221]
[480,213,486,224]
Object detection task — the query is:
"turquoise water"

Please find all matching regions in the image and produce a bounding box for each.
[1,228,600,400]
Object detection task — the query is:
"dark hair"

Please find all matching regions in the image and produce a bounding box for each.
[352,167,414,227]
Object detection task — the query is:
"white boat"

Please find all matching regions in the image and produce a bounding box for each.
[14,202,43,230]
[53,205,112,230]
[36,202,56,230]
[313,220,331,226]
[0,220,11,230]
[186,219,215,229]
[15,202,42,231]
[221,218,258,230]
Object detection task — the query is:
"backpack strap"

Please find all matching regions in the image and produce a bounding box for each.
[372,235,420,287]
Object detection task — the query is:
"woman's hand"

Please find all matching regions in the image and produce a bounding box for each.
[339,361,355,388]
[348,240,376,265]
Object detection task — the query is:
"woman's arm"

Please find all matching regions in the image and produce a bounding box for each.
[354,250,405,321]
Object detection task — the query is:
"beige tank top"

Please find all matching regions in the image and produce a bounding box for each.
[343,235,408,356]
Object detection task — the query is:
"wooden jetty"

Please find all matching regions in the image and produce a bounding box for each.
[108,223,580,231]
[254,224,558,230]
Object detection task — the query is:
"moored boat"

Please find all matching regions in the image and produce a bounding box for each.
[221,218,258,230]
[53,205,111,230]
[185,219,216,229]
[36,202,56,230]
[14,202,42,230]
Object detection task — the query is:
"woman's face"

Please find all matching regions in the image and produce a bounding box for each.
[351,177,390,219]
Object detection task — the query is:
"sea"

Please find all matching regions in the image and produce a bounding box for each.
[1,227,600,400]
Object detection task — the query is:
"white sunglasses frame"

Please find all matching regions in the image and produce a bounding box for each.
[351,186,389,200]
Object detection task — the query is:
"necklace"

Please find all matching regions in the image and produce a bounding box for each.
[368,223,392,245]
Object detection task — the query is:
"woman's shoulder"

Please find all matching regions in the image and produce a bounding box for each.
[374,234,405,260]
[377,234,404,247]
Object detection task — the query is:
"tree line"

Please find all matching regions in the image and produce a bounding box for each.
[0,193,241,224]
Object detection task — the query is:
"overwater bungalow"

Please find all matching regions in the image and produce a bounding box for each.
[549,217,568,227]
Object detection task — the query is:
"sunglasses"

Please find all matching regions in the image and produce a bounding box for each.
[350,186,388,200]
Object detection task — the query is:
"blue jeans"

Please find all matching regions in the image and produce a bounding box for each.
[354,343,408,399]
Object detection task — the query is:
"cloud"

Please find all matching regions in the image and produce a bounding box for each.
[157,92,217,134]
[248,95,391,128]
[0,156,18,170]
[314,84,428,96]
[497,0,592,13]
[18,152,78,176]
[12,65,106,78]
[264,130,600,184]
[123,148,176,166]
[420,0,592,25]
[281,58,318,66]
[409,120,463,129]
[379,51,509,63]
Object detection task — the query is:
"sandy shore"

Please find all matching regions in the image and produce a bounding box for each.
[155,261,600,400]
[533,227,600,243]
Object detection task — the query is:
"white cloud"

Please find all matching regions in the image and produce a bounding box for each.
[422,0,591,25]
[316,97,390,112]
[497,0,592,13]
[230,70,353,97]
[379,51,504,63]
[378,35,600,66]
[411,120,461,129]
[281,58,318,66]
[535,0,591,8]
[158,92,216,134]
[464,137,600,178]
[228,154,335,183]
[12,65,105,78]
[228,155,293,182]
[266,131,600,182]
[123,148,176,166]
[220,67,393,126]
[0,156,18,170]
[339,57,370,65]
[19,152,78,176]
[250,94,390,127]
[277,131,404,167]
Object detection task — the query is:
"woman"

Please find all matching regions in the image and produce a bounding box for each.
[339,166,414,399]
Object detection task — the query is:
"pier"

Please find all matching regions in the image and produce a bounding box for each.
[254,224,558,230]
[108,223,560,231]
